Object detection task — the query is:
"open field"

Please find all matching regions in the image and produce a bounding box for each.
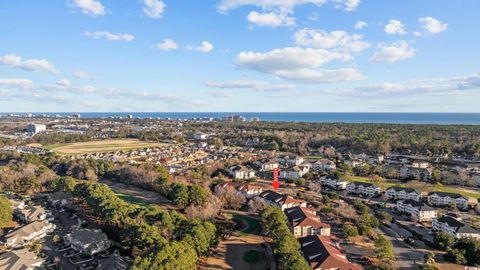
[45,139,168,154]
[351,176,480,200]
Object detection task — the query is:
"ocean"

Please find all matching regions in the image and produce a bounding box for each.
[3,112,480,125]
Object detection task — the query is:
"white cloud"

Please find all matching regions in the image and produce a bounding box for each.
[371,40,416,63]
[235,47,363,83]
[414,31,422,37]
[384,19,407,35]
[191,41,214,53]
[247,11,295,27]
[294,28,370,54]
[0,54,59,74]
[0,78,35,90]
[71,0,106,16]
[73,70,90,79]
[143,0,166,19]
[84,31,134,42]
[342,0,360,11]
[328,72,480,98]
[56,79,72,88]
[419,17,448,34]
[206,80,295,91]
[354,20,367,30]
[217,0,328,13]
[156,39,178,51]
[209,90,233,98]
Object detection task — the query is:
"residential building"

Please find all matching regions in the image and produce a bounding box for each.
[346,182,381,197]
[0,249,44,270]
[284,206,330,237]
[4,220,54,248]
[64,229,111,255]
[399,166,432,181]
[313,159,336,171]
[255,159,279,171]
[227,165,255,180]
[46,192,72,207]
[214,182,263,198]
[319,177,348,190]
[280,165,309,179]
[258,190,307,210]
[193,133,209,140]
[385,187,421,201]
[15,205,47,223]
[299,235,362,270]
[432,216,480,239]
[396,199,437,222]
[26,123,46,134]
[427,192,469,210]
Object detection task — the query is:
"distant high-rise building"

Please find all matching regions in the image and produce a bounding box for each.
[222,115,246,122]
[128,114,133,119]
[27,123,46,134]
[71,114,81,118]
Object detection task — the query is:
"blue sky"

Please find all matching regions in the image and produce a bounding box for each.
[0,0,479,112]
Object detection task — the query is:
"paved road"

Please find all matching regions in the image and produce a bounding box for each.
[378,225,425,270]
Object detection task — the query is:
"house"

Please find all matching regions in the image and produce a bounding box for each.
[399,166,432,181]
[4,220,54,248]
[214,182,263,198]
[343,155,363,168]
[396,199,437,222]
[411,160,430,169]
[319,177,348,190]
[386,187,421,201]
[346,182,381,197]
[299,235,362,270]
[46,192,72,207]
[15,205,47,223]
[432,216,480,239]
[258,190,307,210]
[284,206,330,237]
[0,249,44,270]
[227,165,256,180]
[287,156,304,166]
[193,133,209,140]
[255,159,279,171]
[312,159,336,172]
[9,199,25,210]
[64,229,111,255]
[280,165,309,179]
[427,192,469,210]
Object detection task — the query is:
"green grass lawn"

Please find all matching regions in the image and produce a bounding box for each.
[232,213,260,234]
[351,176,480,199]
[116,193,151,207]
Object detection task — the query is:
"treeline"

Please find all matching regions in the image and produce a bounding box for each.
[261,206,310,270]
[73,182,217,270]
[435,232,480,266]
[195,121,480,158]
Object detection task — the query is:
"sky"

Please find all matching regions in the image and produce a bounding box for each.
[0,0,479,112]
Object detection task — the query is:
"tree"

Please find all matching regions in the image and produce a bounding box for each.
[444,248,467,265]
[342,224,359,238]
[432,168,442,183]
[0,197,12,228]
[217,187,246,210]
[434,232,454,250]
[248,197,269,214]
[424,252,435,265]
[371,175,386,190]
[374,235,394,262]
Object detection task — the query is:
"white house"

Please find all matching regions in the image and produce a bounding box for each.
[432,216,480,239]
[4,220,54,248]
[286,156,304,166]
[396,199,437,222]
[386,187,421,201]
[284,206,331,237]
[427,192,469,210]
[280,165,309,179]
[255,159,279,171]
[15,205,47,223]
[214,182,263,198]
[346,182,381,197]
[313,159,336,171]
[227,165,256,180]
[193,132,209,140]
[319,177,348,190]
